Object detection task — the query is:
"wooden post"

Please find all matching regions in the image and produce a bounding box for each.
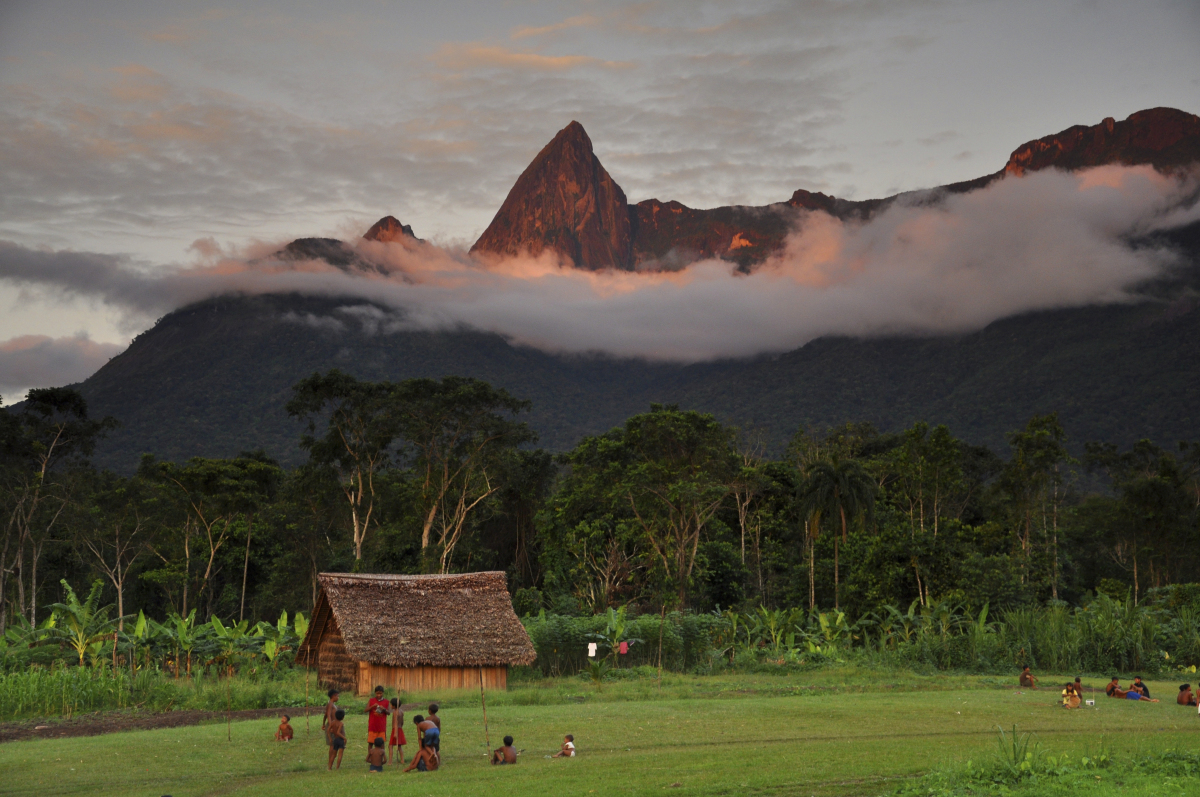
[305,662,310,734]
[479,667,491,755]
[657,604,666,687]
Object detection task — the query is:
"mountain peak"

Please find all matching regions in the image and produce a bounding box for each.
[364,215,419,243]
[1004,107,1200,177]
[471,121,632,269]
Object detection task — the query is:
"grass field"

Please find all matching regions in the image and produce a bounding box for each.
[3,670,1199,796]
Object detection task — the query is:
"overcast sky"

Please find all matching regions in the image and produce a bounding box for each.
[0,0,1198,398]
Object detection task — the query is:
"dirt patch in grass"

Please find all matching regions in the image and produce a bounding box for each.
[0,702,429,744]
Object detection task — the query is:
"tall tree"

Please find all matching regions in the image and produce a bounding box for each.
[0,388,114,630]
[393,376,533,573]
[1001,414,1072,598]
[76,473,156,630]
[288,371,398,563]
[797,457,876,609]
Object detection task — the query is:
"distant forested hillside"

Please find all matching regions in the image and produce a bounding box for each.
[59,224,1200,473]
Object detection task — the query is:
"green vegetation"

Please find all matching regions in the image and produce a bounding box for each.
[5,670,1200,796]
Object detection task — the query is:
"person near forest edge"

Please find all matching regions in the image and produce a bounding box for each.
[1132,677,1151,699]
[1019,666,1037,689]
[1105,676,1125,698]
[366,737,387,773]
[275,714,294,741]
[552,734,576,758]
[389,697,407,765]
[321,689,340,744]
[1061,683,1080,709]
[404,733,440,772]
[327,709,347,770]
[492,735,517,765]
[366,685,391,750]
[1178,684,1196,706]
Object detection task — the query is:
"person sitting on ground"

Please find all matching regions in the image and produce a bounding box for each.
[327,709,347,770]
[1132,676,1151,699]
[552,734,576,758]
[389,697,406,766]
[1178,684,1195,706]
[1019,666,1037,689]
[366,685,391,751]
[492,735,517,765]
[1123,682,1159,702]
[404,733,440,772]
[1105,676,1126,698]
[366,737,386,773]
[275,713,294,741]
[321,689,340,744]
[1061,683,1080,709]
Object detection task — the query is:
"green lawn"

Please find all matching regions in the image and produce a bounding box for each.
[3,672,1199,796]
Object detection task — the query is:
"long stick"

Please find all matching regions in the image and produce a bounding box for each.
[305,662,311,734]
[479,667,491,754]
[657,604,666,687]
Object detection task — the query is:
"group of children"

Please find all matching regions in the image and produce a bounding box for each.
[273,685,576,773]
[1020,666,1180,707]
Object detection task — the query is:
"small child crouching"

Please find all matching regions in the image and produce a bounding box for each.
[366,737,386,772]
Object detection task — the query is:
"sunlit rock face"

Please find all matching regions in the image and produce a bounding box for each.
[1004,107,1200,177]
[471,121,633,270]
[364,215,419,243]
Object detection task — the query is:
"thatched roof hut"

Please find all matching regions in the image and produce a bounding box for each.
[297,571,536,694]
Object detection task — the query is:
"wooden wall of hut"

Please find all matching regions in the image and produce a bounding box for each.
[317,619,358,690]
[355,664,508,695]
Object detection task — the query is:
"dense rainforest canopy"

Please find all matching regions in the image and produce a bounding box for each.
[2,372,1198,634]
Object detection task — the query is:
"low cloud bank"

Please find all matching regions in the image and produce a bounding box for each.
[0,334,125,402]
[1,165,1197,365]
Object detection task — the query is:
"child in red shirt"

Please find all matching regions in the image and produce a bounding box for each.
[365,685,390,750]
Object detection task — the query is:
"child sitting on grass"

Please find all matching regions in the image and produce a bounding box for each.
[366,737,386,772]
[491,735,517,765]
[403,733,439,772]
[275,714,294,741]
[327,709,347,770]
[552,734,576,758]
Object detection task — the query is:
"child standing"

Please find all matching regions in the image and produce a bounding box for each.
[327,709,347,770]
[365,685,390,750]
[366,737,386,773]
[389,697,406,765]
[275,714,294,741]
[321,689,340,745]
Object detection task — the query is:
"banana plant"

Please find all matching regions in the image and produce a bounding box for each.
[211,617,252,676]
[253,611,296,670]
[46,579,116,666]
[587,606,643,667]
[167,609,200,678]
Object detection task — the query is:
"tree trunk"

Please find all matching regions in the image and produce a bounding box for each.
[240,514,253,622]
[834,536,840,611]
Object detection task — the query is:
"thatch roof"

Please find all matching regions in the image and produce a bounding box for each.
[299,571,536,668]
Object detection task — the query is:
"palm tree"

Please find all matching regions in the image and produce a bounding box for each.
[797,457,876,609]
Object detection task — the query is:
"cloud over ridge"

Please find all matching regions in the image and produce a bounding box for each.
[0,164,1197,367]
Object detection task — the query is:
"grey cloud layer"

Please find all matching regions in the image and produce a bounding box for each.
[0,165,1194,365]
[0,334,125,401]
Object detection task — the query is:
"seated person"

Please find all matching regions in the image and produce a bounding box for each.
[1105,676,1126,698]
[492,735,518,765]
[1131,677,1151,699]
[1123,683,1160,703]
[404,734,440,772]
[1019,666,1037,689]
[1178,684,1195,706]
[275,714,293,741]
[1061,683,1080,709]
[552,734,576,758]
[366,737,386,773]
